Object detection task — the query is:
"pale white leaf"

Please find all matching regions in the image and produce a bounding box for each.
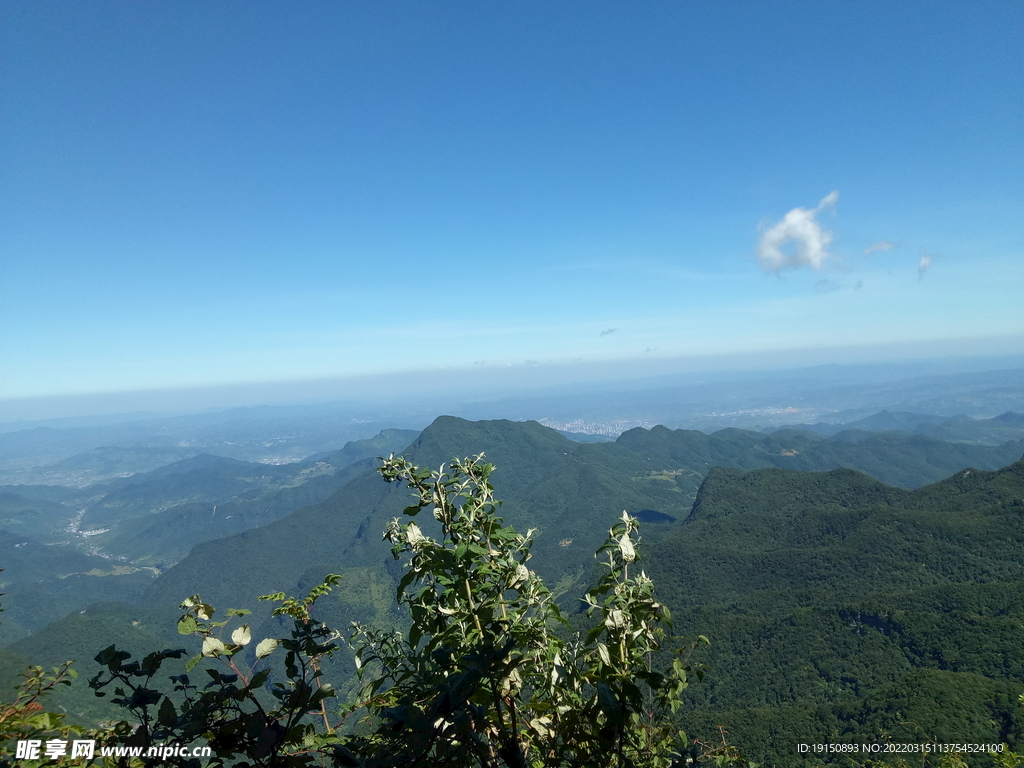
[255,638,279,659]
[512,563,530,586]
[231,624,252,646]
[618,534,636,563]
[201,637,227,657]
[406,522,425,545]
[605,609,626,630]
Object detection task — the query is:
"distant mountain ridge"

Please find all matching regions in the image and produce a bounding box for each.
[767,409,1024,445]
[0,408,420,483]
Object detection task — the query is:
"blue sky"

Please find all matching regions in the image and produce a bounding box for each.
[1,1,1021,412]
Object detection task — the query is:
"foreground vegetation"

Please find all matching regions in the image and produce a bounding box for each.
[4,455,712,767]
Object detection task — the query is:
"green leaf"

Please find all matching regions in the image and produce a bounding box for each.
[157,696,177,727]
[597,682,623,724]
[177,616,198,635]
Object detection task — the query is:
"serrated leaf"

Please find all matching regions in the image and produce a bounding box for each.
[255,638,278,659]
[231,624,252,646]
[177,616,197,635]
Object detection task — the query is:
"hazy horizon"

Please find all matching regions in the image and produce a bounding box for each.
[3,339,1021,425]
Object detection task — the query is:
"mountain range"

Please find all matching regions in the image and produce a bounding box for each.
[2,416,1023,765]
[766,409,1024,445]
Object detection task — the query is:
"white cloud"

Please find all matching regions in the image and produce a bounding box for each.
[918,251,933,279]
[864,241,895,256]
[756,191,839,273]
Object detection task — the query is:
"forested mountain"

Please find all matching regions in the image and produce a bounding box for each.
[3,417,1023,764]
[134,418,1021,618]
[619,423,1023,490]
[0,534,153,642]
[644,460,1024,764]
[0,429,420,644]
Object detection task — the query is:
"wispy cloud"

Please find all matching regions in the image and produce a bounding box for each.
[599,328,617,337]
[756,191,839,273]
[864,241,894,256]
[814,279,841,294]
[918,251,933,279]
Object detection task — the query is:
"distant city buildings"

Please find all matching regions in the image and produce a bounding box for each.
[535,418,654,437]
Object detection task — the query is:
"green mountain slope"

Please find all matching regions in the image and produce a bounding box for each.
[620,423,1024,490]
[0,431,424,643]
[0,533,153,644]
[140,418,657,614]
[79,454,301,529]
[98,461,370,568]
[0,491,78,543]
[646,459,1024,765]
[95,429,420,566]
